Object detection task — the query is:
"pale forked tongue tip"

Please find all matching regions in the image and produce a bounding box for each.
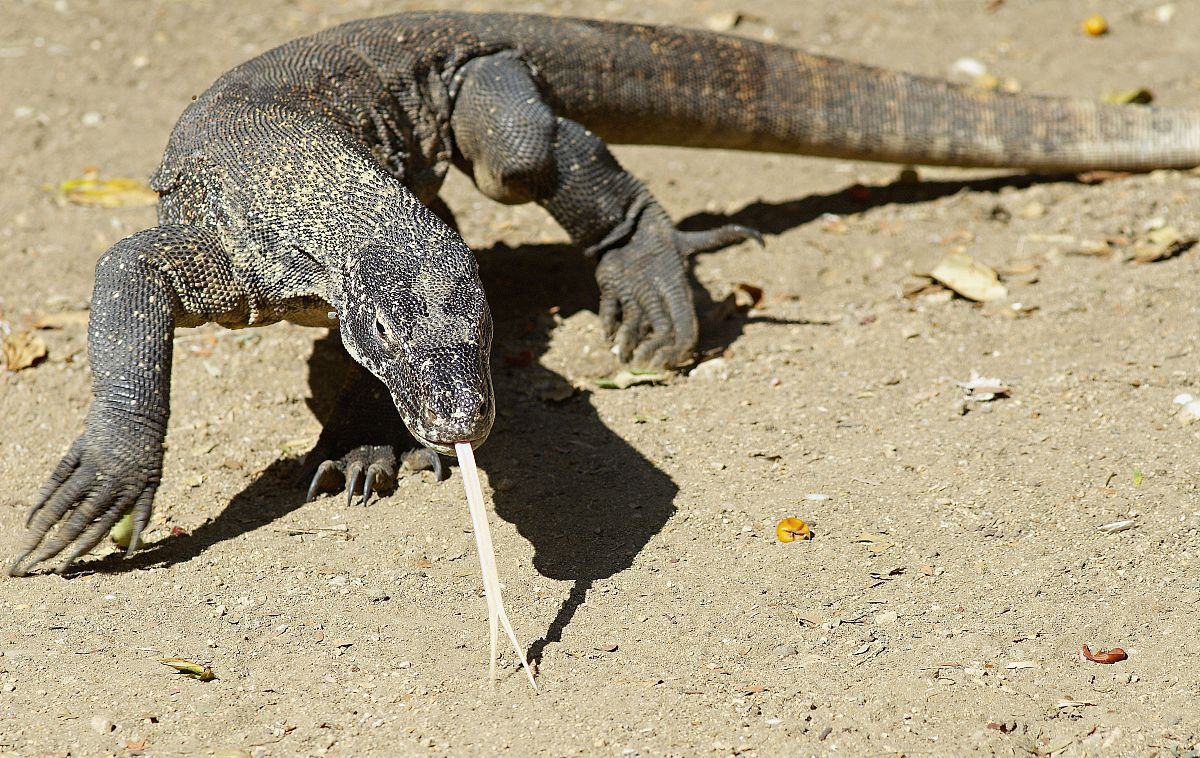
[455,442,538,691]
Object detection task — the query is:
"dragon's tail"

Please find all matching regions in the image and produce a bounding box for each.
[522,17,1200,171]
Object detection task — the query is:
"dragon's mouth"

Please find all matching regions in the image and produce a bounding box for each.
[406,424,486,457]
[415,436,455,456]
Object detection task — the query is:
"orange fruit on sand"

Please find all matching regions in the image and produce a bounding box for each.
[775,518,813,543]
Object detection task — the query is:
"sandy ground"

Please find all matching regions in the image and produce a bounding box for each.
[3,0,1200,756]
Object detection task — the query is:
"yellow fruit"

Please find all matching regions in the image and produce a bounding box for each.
[1082,15,1108,36]
[109,513,134,548]
[775,518,813,543]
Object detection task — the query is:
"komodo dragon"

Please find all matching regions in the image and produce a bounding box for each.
[10,11,1200,577]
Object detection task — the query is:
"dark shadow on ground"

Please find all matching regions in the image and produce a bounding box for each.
[677,171,1082,236]
[471,239,677,668]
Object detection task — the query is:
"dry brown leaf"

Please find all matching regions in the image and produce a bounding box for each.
[32,311,90,329]
[902,280,947,299]
[958,369,1010,401]
[734,282,765,308]
[1081,644,1127,664]
[1076,170,1132,185]
[539,383,575,403]
[855,532,897,555]
[1132,227,1196,263]
[2,331,48,371]
[710,283,767,322]
[929,251,1007,301]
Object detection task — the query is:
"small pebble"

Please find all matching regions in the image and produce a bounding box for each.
[90,715,115,734]
[689,357,729,381]
[874,610,899,625]
[1019,201,1046,219]
[705,11,741,32]
[950,57,987,78]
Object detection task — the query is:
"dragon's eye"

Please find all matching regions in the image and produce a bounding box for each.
[375,315,391,341]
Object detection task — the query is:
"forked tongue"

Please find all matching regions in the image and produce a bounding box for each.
[455,442,537,690]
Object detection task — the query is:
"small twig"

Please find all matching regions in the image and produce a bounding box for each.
[271,525,350,536]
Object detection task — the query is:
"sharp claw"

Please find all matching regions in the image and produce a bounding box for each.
[306,460,338,502]
[362,469,375,506]
[402,448,444,481]
[739,224,766,247]
[677,223,764,255]
[346,465,363,507]
[127,493,152,555]
[24,499,46,530]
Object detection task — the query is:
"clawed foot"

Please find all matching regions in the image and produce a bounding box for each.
[10,430,161,578]
[304,445,444,505]
[399,447,445,481]
[597,201,762,368]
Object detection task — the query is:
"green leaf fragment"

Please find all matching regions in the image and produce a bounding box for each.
[593,370,668,390]
[1101,88,1154,105]
[161,658,217,681]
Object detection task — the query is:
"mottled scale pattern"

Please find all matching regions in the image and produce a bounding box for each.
[13,11,1200,575]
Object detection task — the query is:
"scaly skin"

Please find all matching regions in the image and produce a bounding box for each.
[11,11,1200,575]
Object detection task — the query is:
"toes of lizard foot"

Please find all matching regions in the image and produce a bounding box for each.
[400,447,446,482]
[305,446,401,505]
[677,223,764,255]
[345,463,365,507]
[306,459,343,502]
[14,438,159,576]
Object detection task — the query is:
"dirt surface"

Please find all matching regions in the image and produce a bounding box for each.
[4,1,1200,756]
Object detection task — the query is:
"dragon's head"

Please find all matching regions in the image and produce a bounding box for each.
[336,215,494,455]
